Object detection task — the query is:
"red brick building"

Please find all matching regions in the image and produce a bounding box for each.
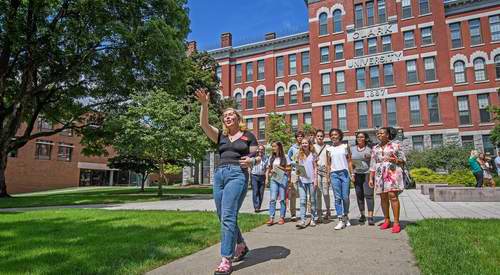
[208,0,499,153]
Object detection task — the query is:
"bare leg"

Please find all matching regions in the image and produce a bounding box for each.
[380,193,390,223]
[388,191,400,225]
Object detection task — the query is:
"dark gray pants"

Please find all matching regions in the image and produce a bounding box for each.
[354,173,374,213]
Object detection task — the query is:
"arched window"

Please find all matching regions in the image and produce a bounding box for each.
[257,89,265,108]
[276,87,285,106]
[302,83,311,102]
[235,93,242,110]
[289,85,298,104]
[333,10,342,33]
[495,55,500,79]
[453,61,466,83]
[245,91,253,109]
[473,58,487,81]
[319,12,328,35]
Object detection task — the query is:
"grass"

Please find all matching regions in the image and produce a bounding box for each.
[406,219,500,275]
[0,187,213,209]
[0,209,266,275]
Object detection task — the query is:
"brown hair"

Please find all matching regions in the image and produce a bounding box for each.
[221,108,247,135]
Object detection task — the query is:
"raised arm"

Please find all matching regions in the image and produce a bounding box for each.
[195,89,219,143]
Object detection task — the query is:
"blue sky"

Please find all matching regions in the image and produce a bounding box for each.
[187,0,309,50]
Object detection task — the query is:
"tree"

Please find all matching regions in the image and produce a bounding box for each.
[489,105,500,147]
[265,113,293,149]
[108,155,157,191]
[0,0,190,197]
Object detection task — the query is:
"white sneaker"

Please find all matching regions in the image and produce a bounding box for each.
[334,220,345,230]
[310,220,316,227]
[345,220,351,227]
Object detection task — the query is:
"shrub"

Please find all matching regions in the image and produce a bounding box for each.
[406,144,470,172]
[410,168,476,186]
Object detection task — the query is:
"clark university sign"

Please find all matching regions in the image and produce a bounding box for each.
[347,51,404,69]
[347,23,398,42]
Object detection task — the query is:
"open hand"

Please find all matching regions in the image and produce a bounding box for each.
[194,88,209,105]
[239,156,253,168]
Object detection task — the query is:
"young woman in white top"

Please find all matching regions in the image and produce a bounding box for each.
[296,138,318,228]
[313,129,331,222]
[327,128,354,230]
[266,141,290,226]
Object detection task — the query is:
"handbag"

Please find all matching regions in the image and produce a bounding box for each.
[402,164,416,189]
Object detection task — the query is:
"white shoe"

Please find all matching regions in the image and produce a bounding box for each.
[310,220,316,227]
[334,220,345,230]
[345,220,351,227]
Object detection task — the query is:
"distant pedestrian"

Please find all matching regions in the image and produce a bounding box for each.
[469,150,483,188]
[266,141,290,226]
[478,153,495,187]
[351,132,375,226]
[251,144,268,212]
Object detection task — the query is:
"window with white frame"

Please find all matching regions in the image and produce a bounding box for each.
[216,66,222,81]
[276,87,285,106]
[453,61,466,83]
[301,51,310,73]
[235,64,242,83]
[366,1,375,26]
[323,106,332,132]
[478,94,491,123]
[386,98,397,127]
[369,66,380,88]
[321,73,331,95]
[290,114,299,132]
[372,100,382,128]
[406,60,418,83]
[246,118,254,130]
[333,9,342,32]
[409,95,422,124]
[457,96,471,125]
[382,35,391,52]
[289,54,297,75]
[431,134,443,148]
[427,93,440,123]
[402,0,412,19]
[404,31,415,48]
[303,112,312,125]
[469,19,483,46]
[412,136,424,151]
[246,91,253,109]
[319,13,328,35]
[320,46,329,63]
[235,93,242,110]
[355,4,364,28]
[336,71,345,93]
[490,15,500,42]
[419,0,430,15]
[421,27,433,45]
[257,89,265,108]
[355,41,364,57]
[356,68,366,90]
[337,104,347,131]
[424,57,436,81]
[276,56,284,77]
[257,60,265,80]
[368,37,377,54]
[302,83,311,102]
[35,140,53,160]
[378,0,386,23]
[495,55,500,79]
[289,85,298,104]
[258,118,265,140]
[57,143,73,161]
[246,62,253,81]
[383,63,394,86]
[335,44,344,60]
[358,102,368,129]
[473,58,487,81]
[450,23,462,48]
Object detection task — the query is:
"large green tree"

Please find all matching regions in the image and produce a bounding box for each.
[0,0,189,196]
[265,113,293,149]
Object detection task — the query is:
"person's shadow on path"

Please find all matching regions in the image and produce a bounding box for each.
[233,246,290,272]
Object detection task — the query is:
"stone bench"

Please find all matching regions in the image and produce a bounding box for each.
[419,184,449,195]
[429,187,500,202]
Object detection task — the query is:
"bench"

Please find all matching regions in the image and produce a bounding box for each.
[429,187,500,202]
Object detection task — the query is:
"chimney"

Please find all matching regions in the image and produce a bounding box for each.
[221,32,232,48]
[265,32,276,40]
[187,41,197,56]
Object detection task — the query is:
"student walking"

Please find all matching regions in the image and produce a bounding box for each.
[469,150,483,188]
[327,128,354,230]
[313,129,331,222]
[195,89,259,275]
[296,138,318,228]
[266,141,290,226]
[369,127,406,234]
[287,131,304,221]
[251,145,268,212]
[351,132,375,225]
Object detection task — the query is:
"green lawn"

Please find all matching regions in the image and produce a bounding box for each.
[406,219,500,275]
[0,187,213,209]
[0,209,266,275]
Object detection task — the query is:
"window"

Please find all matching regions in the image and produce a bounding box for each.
[412,136,424,151]
[478,94,491,122]
[409,95,422,124]
[287,55,297,76]
[257,89,265,108]
[378,0,386,23]
[289,85,298,104]
[369,66,380,88]
[37,118,52,131]
[457,96,471,125]
[419,0,430,15]
[57,143,73,161]
[323,106,332,132]
[454,61,466,83]
[450,23,462,48]
[258,118,265,140]
[430,134,443,148]
[246,118,253,130]
[257,60,265,80]
[495,55,500,79]
[216,66,222,81]
[383,63,394,86]
[245,91,253,109]
[473,58,487,81]
[337,104,347,131]
[482,135,495,155]
[402,0,412,19]
[382,35,391,52]
[404,31,415,48]
[406,60,418,83]
[356,68,366,90]
[303,112,312,125]
[276,56,284,77]
[235,64,242,83]
[245,62,253,82]
[366,2,375,26]
[424,57,436,81]
[235,93,242,110]
[372,100,383,128]
[355,4,364,28]
[461,135,474,148]
[336,71,345,93]
[333,9,342,32]
[319,13,328,35]
[427,93,440,123]
[358,102,368,129]
[355,41,364,57]
[386,98,397,127]
[290,114,299,132]
[334,44,344,60]
[490,15,500,42]
[302,83,311,102]
[469,19,483,45]
[35,140,52,160]
[276,87,285,106]
[320,46,329,63]
[368,38,377,54]
[321,73,331,95]
[301,51,310,73]
[421,27,433,45]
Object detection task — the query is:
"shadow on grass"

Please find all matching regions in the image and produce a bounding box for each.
[233,246,290,272]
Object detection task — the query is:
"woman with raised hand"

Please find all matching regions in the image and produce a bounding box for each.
[266,141,290,226]
[369,127,406,234]
[195,89,259,275]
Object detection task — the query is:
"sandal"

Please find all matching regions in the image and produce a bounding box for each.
[233,243,249,262]
[214,257,232,275]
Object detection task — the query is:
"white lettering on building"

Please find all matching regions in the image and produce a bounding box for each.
[364,88,388,99]
[347,51,403,69]
[347,23,398,42]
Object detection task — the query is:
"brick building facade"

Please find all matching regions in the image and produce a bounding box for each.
[207,0,499,154]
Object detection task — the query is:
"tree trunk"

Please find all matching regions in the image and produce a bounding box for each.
[158,162,164,197]
[0,153,11,197]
